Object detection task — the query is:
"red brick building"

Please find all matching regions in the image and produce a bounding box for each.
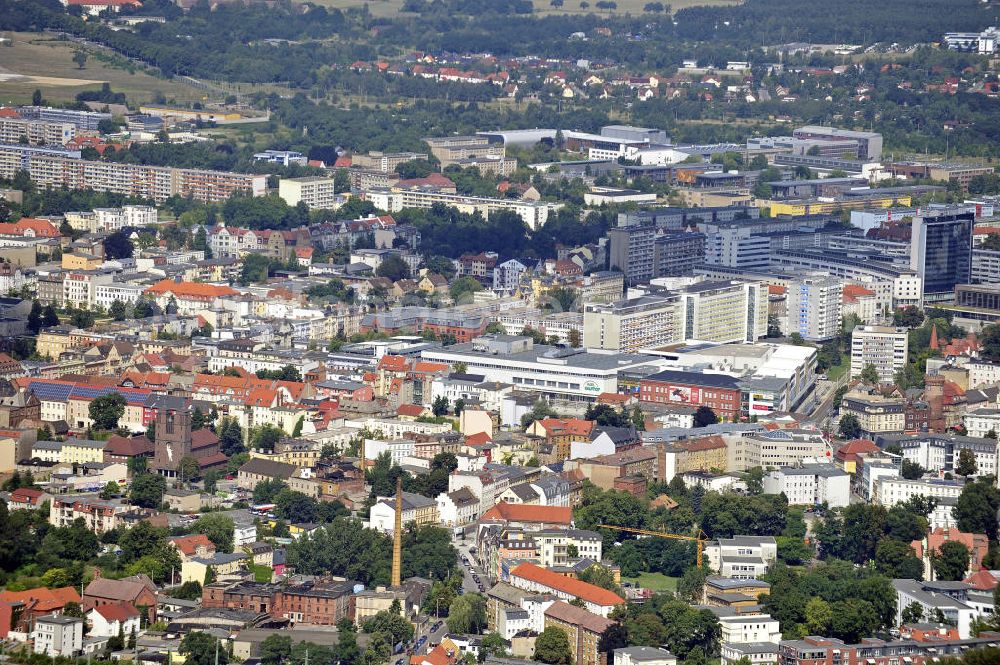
[639,370,742,420]
[83,575,157,623]
[202,579,356,624]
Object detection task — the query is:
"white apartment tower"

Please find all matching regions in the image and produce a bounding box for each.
[786,273,842,341]
[850,325,909,384]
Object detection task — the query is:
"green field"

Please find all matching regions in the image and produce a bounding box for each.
[827,359,849,381]
[251,563,273,583]
[624,572,679,592]
[0,33,206,106]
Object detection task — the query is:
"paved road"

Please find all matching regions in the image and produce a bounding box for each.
[809,374,850,426]
[454,542,487,595]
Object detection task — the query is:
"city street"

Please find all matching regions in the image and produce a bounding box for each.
[454,540,487,595]
[809,373,850,426]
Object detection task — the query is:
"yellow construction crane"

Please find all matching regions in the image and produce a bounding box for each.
[599,525,710,568]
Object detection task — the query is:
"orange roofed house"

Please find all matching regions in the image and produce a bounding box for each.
[480,502,573,530]
[912,527,989,581]
[168,534,217,561]
[0,586,81,637]
[527,418,595,461]
[842,284,878,323]
[509,563,624,617]
[411,644,458,665]
[83,575,157,623]
[0,218,60,238]
[144,279,239,316]
[834,438,880,474]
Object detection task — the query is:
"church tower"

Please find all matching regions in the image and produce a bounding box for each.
[151,395,193,477]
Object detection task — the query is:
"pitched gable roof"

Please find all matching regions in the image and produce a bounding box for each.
[144,279,238,299]
[168,534,216,556]
[84,576,155,603]
[511,563,624,607]
[94,602,140,622]
[544,599,616,633]
[480,502,572,525]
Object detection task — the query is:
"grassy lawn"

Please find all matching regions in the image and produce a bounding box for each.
[624,572,679,592]
[0,32,206,106]
[250,563,273,583]
[827,359,850,381]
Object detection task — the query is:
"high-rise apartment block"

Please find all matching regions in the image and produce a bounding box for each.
[786,273,843,341]
[850,325,909,384]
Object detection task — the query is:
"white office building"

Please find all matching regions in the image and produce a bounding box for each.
[362,438,415,465]
[762,463,850,508]
[95,282,145,309]
[421,335,666,403]
[363,187,560,231]
[874,477,964,508]
[882,433,997,478]
[614,647,678,665]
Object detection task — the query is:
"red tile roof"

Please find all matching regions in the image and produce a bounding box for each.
[377,355,409,372]
[397,404,426,417]
[104,434,154,457]
[465,432,492,446]
[912,528,989,569]
[965,569,999,590]
[677,434,726,453]
[481,502,572,525]
[95,602,140,622]
[144,279,238,299]
[835,438,879,461]
[537,418,594,438]
[510,563,624,607]
[191,428,220,450]
[0,587,80,613]
[245,388,278,408]
[10,487,45,504]
[596,392,629,405]
[412,361,449,374]
[411,645,455,665]
[0,219,60,238]
[168,534,215,556]
[544,599,616,633]
[842,284,876,301]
